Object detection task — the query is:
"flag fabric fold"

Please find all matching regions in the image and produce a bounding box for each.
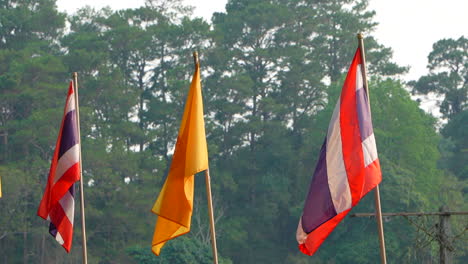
[297,48,382,256]
[151,61,208,255]
[38,82,80,252]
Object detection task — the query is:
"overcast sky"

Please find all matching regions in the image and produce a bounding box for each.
[56,0,468,82]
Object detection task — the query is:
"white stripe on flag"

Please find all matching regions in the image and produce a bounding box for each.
[326,100,352,214]
[356,65,364,91]
[362,133,378,167]
[59,191,75,225]
[296,217,307,244]
[54,144,80,184]
[65,94,75,114]
[56,232,65,245]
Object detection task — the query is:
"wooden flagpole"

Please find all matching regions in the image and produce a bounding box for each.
[193,52,219,264]
[205,168,219,264]
[72,73,88,264]
[357,33,387,264]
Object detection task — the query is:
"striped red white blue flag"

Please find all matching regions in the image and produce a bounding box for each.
[38,82,81,252]
[296,48,382,255]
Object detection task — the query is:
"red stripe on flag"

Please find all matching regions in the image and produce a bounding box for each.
[339,50,366,206]
[49,202,74,252]
[49,163,80,209]
[363,159,382,197]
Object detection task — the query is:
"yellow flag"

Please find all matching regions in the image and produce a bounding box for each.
[151,60,208,255]
[0,175,2,198]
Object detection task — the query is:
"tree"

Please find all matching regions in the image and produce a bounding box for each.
[0,0,65,50]
[410,36,467,119]
[440,109,468,181]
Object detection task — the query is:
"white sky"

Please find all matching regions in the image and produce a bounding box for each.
[56,0,468,82]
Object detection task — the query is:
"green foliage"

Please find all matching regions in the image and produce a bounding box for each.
[0,0,65,50]
[371,79,441,207]
[127,237,232,264]
[441,109,468,181]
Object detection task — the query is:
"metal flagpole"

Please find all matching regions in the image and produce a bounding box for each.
[72,72,88,264]
[193,52,219,264]
[357,33,387,264]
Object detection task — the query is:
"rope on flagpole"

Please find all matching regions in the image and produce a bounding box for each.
[72,72,88,264]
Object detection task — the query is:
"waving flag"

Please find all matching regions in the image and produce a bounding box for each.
[151,59,208,255]
[296,48,382,255]
[38,82,80,252]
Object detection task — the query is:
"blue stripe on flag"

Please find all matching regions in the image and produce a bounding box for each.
[58,110,79,158]
[356,88,373,141]
[302,139,337,233]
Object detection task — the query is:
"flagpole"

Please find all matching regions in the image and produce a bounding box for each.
[205,168,219,264]
[72,72,88,264]
[193,52,219,264]
[357,33,387,264]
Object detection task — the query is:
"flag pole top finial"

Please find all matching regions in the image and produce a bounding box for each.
[357,33,364,40]
[193,51,199,66]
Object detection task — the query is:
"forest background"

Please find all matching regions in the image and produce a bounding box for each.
[0,0,466,263]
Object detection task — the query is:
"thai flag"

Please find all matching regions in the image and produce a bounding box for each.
[297,48,382,255]
[38,82,81,252]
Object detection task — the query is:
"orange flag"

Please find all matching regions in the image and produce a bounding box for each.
[151,59,208,255]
